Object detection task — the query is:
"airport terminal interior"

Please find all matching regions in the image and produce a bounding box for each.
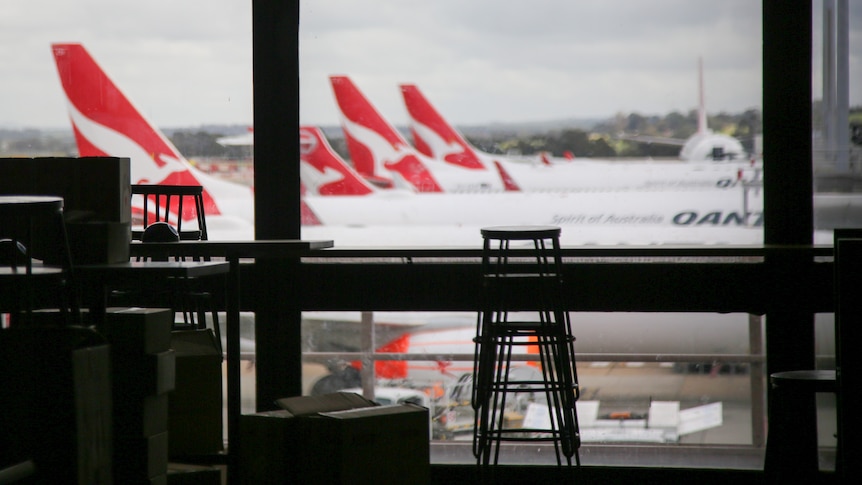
[2,1,860,483]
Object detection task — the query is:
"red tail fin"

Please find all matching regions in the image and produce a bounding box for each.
[329,75,443,193]
[299,126,376,196]
[374,334,410,380]
[400,84,486,170]
[300,199,322,225]
[493,161,521,191]
[51,43,249,220]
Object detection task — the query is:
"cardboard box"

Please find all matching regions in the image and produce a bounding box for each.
[114,431,168,481]
[166,463,222,485]
[0,156,131,223]
[0,327,112,485]
[67,220,131,264]
[114,393,170,438]
[275,391,376,416]
[112,349,176,397]
[240,393,430,485]
[104,307,174,355]
[1,157,132,265]
[169,330,224,456]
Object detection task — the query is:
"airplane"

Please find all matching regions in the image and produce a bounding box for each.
[216,127,255,147]
[399,58,753,171]
[297,119,776,246]
[612,58,748,162]
[51,42,256,240]
[55,42,861,247]
[330,75,516,193]
[52,45,840,441]
[335,75,759,196]
[52,43,775,249]
[299,126,379,196]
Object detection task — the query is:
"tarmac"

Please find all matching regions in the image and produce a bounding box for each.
[225,360,839,469]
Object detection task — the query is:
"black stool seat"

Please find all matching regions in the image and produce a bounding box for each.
[771,370,837,394]
[480,225,561,240]
[765,369,838,478]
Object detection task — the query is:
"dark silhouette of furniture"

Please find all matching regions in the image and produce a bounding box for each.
[472,226,580,472]
[127,239,334,484]
[766,228,861,481]
[122,185,220,347]
[132,184,208,242]
[0,195,79,326]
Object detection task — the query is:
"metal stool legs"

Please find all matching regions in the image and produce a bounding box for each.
[472,226,580,469]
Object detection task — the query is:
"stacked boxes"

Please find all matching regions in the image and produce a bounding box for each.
[0,157,130,223]
[0,156,131,263]
[240,393,430,485]
[168,329,224,457]
[0,326,112,484]
[104,308,175,484]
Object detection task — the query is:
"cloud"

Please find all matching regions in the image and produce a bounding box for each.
[1,0,859,129]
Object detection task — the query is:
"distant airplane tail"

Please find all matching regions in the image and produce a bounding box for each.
[329,75,443,193]
[51,43,253,222]
[300,197,323,226]
[399,84,486,170]
[401,83,520,192]
[492,161,521,192]
[299,126,377,196]
[697,57,708,135]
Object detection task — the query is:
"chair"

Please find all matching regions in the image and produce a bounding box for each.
[472,226,580,472]
[132,184,208,243]
[118,186,221,353]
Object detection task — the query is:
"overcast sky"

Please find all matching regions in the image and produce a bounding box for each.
[2,0,860,129]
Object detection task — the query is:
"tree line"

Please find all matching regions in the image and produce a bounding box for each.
[7,106,862,160]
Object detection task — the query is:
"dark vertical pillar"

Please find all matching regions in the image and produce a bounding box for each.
[762,0,814,376]
[762,1,817,480]
[253,0,303,410]
[835,238,862,478]
[763,0,812,246]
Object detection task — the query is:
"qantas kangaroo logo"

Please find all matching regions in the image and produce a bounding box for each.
[52,43,223,219]
[67,101,190,185]
[412,120,469,163]
[339,116,443,192]
[299,126,375,196]
[401,84,485,170]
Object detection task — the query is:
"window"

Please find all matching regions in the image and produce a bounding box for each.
[298,0,765,249]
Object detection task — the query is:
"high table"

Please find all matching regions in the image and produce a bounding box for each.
[126,239,334,483]
[76,260,232,324]
[1,196,71,323]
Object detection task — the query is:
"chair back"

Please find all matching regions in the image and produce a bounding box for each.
[131,185,208,242]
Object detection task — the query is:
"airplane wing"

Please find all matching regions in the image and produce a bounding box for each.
[616,133,688,146]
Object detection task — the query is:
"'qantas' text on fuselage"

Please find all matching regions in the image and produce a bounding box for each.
[672,211,763,227]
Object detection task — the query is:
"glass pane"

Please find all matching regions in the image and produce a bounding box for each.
[301,310,767,467]
[812,0,862,244]
[299,0,765,249]
[2,0,255,240]
[300,0,762,247]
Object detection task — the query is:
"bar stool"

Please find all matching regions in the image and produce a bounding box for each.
[472,225,580,470]
[765,228,861,481]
